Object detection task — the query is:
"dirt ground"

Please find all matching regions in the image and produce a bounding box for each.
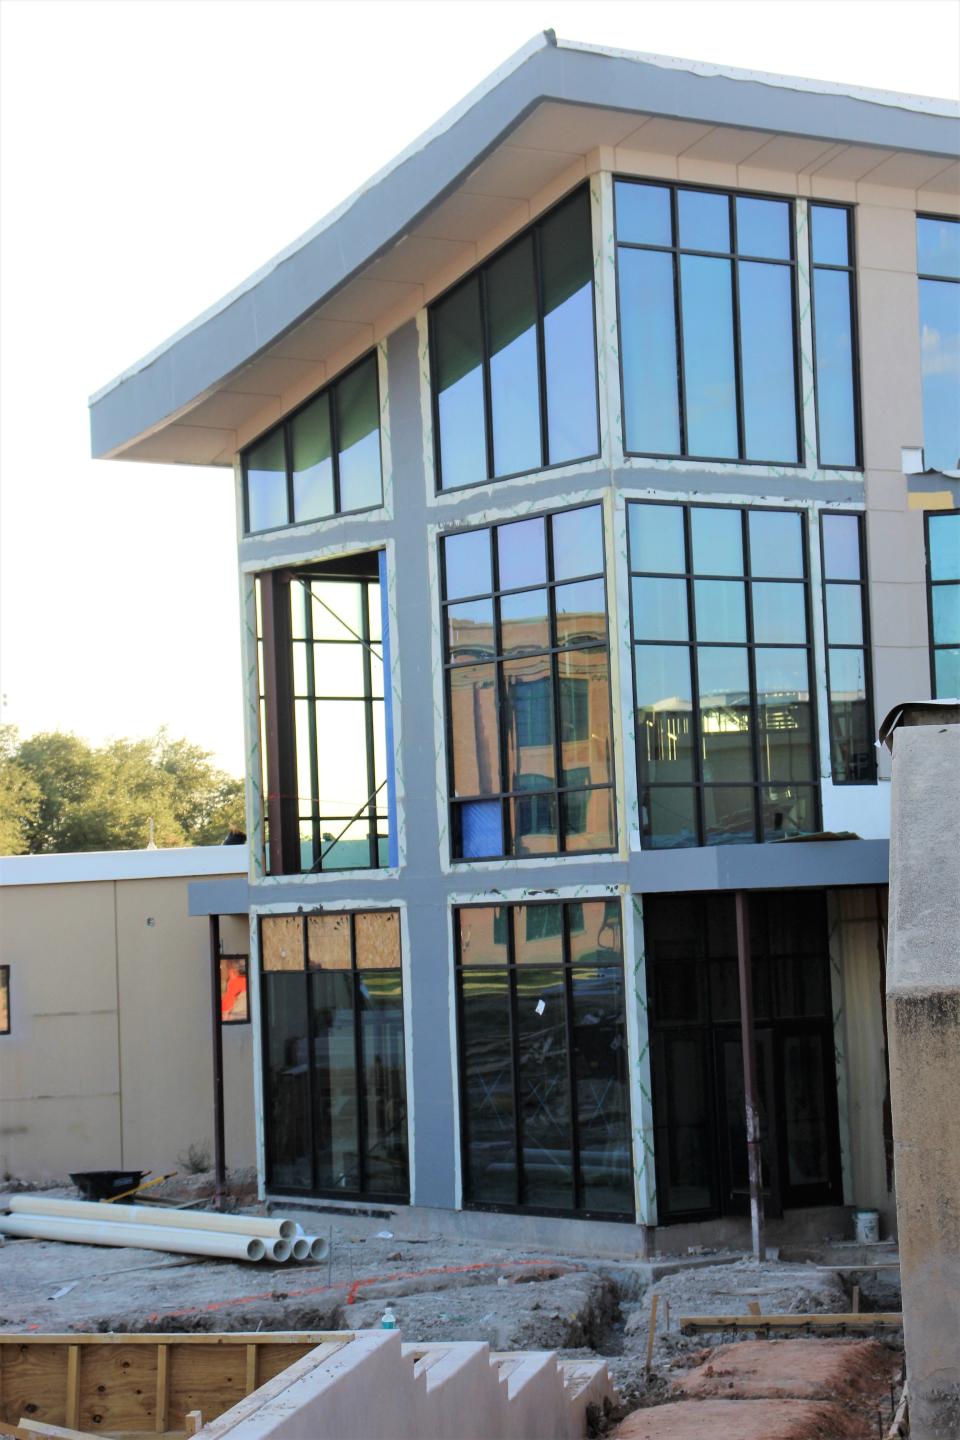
[0,1174,904,1436]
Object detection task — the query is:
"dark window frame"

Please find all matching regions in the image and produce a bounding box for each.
[613,176,805,468]
[219,953,250,1026]
[241,351,384,536]
[440,500,618,862]
[259,910,409,1204]
[256,555,389,876]
[808,201,864,470]
[454,898,634,1223]
[627,498,823,848]
[924,509,960,698]
[818,510,877,784]
[428,183,602,494]
[0,965,9,1035]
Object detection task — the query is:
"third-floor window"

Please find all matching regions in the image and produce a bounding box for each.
[430,187,600,491]
[917,214,960,475]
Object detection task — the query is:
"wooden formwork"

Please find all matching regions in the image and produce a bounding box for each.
[0,1333,353,1439]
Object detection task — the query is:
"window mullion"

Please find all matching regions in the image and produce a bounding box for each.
[741,509,763,841]
[671,188,689,458]
[479,268,495,482]
[729,197,747,461]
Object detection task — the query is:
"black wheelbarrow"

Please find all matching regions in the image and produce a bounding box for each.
[69,1170,147,1203]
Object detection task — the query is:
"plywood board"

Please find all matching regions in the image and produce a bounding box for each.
[260,916,304,972]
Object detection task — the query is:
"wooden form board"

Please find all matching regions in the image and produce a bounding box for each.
[0,1334,352,1438]
[679,1312,903,1334]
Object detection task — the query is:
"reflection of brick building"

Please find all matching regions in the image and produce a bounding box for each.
[92,37,957,1248]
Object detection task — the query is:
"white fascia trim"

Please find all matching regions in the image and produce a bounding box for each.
[0,846,249,888]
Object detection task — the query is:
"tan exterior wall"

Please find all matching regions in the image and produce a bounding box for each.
[0,873,254,1181]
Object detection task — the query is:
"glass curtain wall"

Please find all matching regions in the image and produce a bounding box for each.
[917,215,960,474]
[819,512,876,782]
[260,911,408,1200]
[441,503,616,859]
[431,187,600,489]
[243,354,382,533]
[628,501,819,847]
[455,899,633,1218]
[926,511,960,697]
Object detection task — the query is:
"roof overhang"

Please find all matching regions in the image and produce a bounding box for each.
[89,33,960,469]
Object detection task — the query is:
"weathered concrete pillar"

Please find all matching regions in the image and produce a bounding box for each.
[886,717,960,1438]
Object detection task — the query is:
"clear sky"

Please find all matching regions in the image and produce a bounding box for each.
[1,0,957,776]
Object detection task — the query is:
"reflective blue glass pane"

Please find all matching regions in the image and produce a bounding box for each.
[291,394,334,523]
[336,358,382,512]
[541,190,599,463]
[812,268,857,467]
[643,786,697,848]
[703,787,755,844]
[449,664,499,796]
[629,502,686,574]
[698,647,753,783]
[739,261,798,462]
[500,589,550,653]
[932,583,960,645]
[761,785,817,840]
[678,190,730,253]
[246,429,287,533]
[755,648,815,782]
[736,197,791,260]
[826,648,872,783]
[459,800,504,858]
[498,516,547,589]
[826,584,863,645]
[680,255,738,458]
[811,205,849,267]
[435,276,487,489]
[555,579,607,647]
[752,581,807,643]
[749,510,804,578]
[552,504,603,580]
[447,599,495,663]
[917,216,960,279]
[691,507,743,575]
[619,249,681,454]
[487,236,542,477]
[821,513,862,580]
[694,580,746,642]
[615,181,672,246]
[634,644,695,782]
[632,576,688,641]
[444,529,492,600]
[919,279,960,473]
[928,513,960,581]
[934,647,960,698]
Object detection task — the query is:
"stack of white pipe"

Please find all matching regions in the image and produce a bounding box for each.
[0,1196,329,1265]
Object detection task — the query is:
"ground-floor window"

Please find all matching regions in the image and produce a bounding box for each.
[454,899,634,1219]
[259,910,408,1201]
[645,890,842,1224]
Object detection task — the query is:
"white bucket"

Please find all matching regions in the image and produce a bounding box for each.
[854,1209,880,1244]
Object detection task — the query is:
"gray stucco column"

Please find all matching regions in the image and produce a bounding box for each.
[886,718,960,1439]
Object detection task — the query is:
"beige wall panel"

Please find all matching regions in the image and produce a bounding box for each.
[872,644,933,717]
[0,1094,123,1180]
[867,508,926,586]
[856,205,918,274]
[1,881,119,1014]
[2,1012,119,1102]
[870,581,931,651]
[865,471,909,514]
[858,268,924,472]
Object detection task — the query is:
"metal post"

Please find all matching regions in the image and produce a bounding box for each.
[735,890,765,1262]
[209,915,226,1212]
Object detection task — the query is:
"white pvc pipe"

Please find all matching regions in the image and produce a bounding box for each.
[308,1236,330,1262]
[9,1195,295,1240]
[291,1237,310,1261]
[267,1237,292,1262]
[0,1214,266,1262]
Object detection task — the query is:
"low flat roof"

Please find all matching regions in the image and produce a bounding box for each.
[0,846,248,888]
[89,33,959,469]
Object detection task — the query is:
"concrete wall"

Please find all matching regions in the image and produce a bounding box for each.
[0,856,255,1181]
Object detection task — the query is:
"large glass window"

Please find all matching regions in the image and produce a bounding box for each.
[260,911,408,1200]
[628,501,819,847]
[442,503,615,859]
[430,187,599,490]
[917,215,960,475]
[646,891,842,1223]
[616,181,802,464]
[810,204,860,467]
[243,354,382,534]
[819,512,876,782]
[256,552,390,874]
[456,899,633,1218]
[926,510,960,697]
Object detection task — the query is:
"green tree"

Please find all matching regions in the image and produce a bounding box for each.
[0,726,42,855]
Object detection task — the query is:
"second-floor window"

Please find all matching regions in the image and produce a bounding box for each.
[917,215,960,474]
[441,502,615,860]
[819,512,875,783]
[926,510,959,698]
[628,500,819,848]
[243,354,382,534]
[615,180,802,464]
[430,187,600,491]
